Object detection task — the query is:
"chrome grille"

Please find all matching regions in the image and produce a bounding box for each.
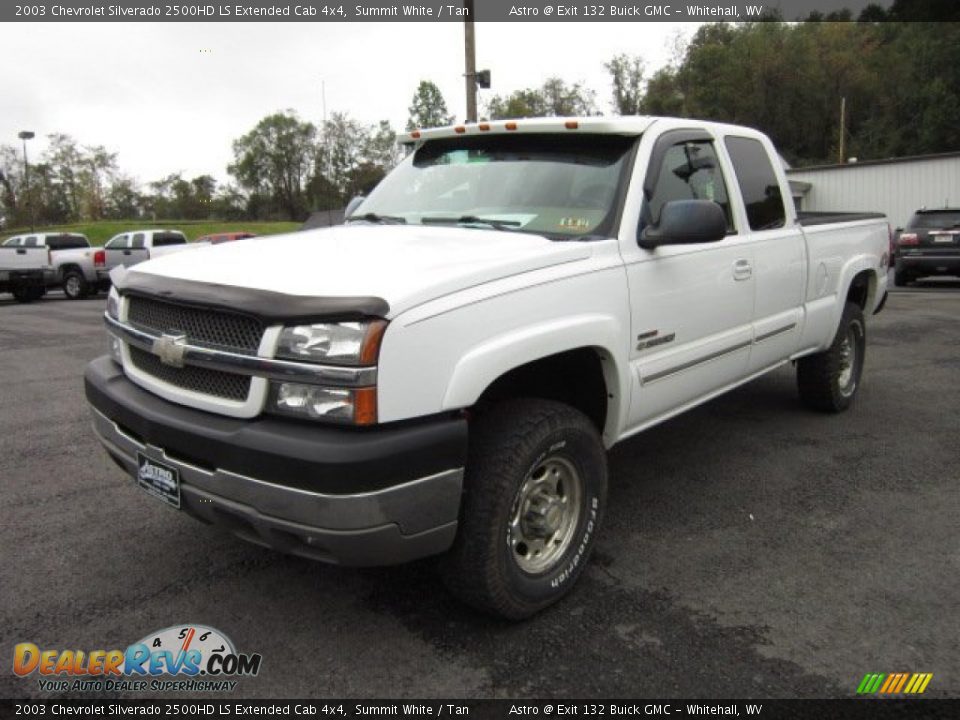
[129,346,251,401]
[127,296,263,355]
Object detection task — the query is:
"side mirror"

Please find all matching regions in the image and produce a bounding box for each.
[344,195,365,218]
[639,199,728,249]
[895,227,903,233]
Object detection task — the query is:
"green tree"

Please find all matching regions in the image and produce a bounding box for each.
[406,80,453,130]
[485,77,597,119]
[310,113,399,209]
[605,54,646,115]
[636,18,960,165]
[105,175,142,219]
[83,145,117,220]
[228,110,317,220]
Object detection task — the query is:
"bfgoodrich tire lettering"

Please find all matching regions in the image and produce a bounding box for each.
[797,301,866,412]
[441,398,608,619]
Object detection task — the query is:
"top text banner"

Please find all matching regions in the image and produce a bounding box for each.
[4,0,906,23]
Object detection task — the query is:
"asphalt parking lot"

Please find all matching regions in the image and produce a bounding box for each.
[1,280,958,701]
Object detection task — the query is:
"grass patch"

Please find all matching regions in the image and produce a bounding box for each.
[1,220,302,246]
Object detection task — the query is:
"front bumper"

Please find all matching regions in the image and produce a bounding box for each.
[85,356,468,566]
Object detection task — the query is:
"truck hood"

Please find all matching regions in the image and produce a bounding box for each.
[128,224,593,317]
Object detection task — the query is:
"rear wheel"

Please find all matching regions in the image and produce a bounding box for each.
[441,399,607,619]
[63,270,89,300]
[797,301,866,412]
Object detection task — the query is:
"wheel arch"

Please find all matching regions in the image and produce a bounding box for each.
[441,315,626,444]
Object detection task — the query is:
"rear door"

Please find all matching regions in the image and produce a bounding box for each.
[623,128,755,429]
[721,135,805,373]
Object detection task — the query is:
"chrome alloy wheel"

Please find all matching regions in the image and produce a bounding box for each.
[838,323,859,397]
[508,455,583,574]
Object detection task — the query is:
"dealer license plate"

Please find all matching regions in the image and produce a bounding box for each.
[135,452,181,509]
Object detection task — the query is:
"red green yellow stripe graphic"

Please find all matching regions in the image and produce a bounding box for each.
[857,673,932,695]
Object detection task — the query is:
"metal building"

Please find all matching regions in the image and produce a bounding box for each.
[786,151,960,229]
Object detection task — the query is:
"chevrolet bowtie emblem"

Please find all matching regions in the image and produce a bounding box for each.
[152,333,187,368]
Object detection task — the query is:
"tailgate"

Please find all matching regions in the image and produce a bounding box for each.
[0,247,49,271]
[918,228,960,254]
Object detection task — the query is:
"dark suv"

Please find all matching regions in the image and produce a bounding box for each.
[894,208,960,286]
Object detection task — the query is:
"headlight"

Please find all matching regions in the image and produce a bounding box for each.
[269,382,377,425]
[276,320,386,366]
[106,287,120,320]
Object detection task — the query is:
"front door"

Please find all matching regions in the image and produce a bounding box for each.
[622,130,754,431]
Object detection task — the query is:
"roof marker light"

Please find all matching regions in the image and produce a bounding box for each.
[565,120,579,129]
[505,122,518,131]
[478,123,491,131]
[454,126,466,134]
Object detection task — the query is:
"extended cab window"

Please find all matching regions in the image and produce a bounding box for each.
[356,133,637,239]
[105,235,129,249]
[643,140,733,232]
[24,236,39,247]
[131,233,146,249]
[724,136,786,231]
[152,232,186,247]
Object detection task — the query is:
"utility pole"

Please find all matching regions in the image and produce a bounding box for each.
[463,0,477,122]
[838,96,846,165]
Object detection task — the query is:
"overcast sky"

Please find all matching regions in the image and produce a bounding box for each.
[3,21,698,186]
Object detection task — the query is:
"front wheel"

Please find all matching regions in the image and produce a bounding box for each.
[797,301,866,412]
[441,399,608,619]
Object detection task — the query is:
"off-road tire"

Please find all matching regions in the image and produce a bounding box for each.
[441,399,608,620]
[797,301,866,412]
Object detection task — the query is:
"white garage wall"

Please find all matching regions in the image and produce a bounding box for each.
[787,154,960,230]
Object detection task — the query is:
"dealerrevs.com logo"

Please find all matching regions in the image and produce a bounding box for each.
[13,624,262,693]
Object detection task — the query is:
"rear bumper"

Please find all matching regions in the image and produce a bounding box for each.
[897,255,960,276]
[0,268,49,289]
[85,356,468,566]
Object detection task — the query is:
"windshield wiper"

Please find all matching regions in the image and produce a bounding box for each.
[421,215,522,232]
[346,212,407,225]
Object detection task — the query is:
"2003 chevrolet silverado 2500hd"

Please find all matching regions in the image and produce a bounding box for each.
[85,117,889,618]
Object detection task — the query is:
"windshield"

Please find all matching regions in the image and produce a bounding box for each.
[355,133,637,239]
[909,211,960,229]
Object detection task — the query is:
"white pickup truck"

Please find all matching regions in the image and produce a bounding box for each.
[3,232,107,299]
[93,229,200,286]
[0,244,51,302]
[85,117,889,618]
